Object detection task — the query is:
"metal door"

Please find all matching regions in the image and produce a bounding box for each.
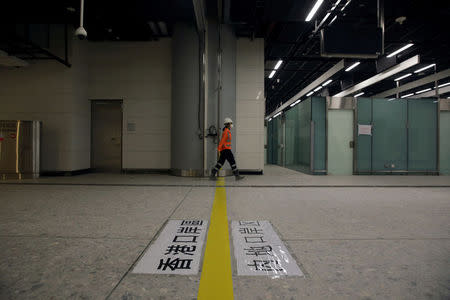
[91,100,123,171]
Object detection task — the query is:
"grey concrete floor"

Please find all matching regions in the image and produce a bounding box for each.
[0,165,449,299]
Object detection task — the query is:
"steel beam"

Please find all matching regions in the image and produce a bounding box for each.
[373,68,450,98]
[333,55,420,97]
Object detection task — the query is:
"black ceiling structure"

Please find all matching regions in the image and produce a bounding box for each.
[225,0,450,114]
[1,0,450,104]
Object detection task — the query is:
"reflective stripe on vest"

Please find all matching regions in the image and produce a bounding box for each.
[224,130,231,148]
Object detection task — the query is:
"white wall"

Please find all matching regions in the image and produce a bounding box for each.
[235,38,265,171]
[0,28,89,172]
[0,30,171,172]
[88,40,172,169]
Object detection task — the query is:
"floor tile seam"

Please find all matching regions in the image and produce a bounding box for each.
[104,186,194,300]
[227,185,450,188]
[1,183,449,188]
[284,237,450,241]
[0,183,213,188]
[0,234,149,241]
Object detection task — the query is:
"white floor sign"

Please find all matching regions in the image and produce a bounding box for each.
[132,220,208,275]
[231,220,304,276]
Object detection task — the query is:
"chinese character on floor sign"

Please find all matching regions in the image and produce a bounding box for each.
[181,220,203,226]
[244,236,266,243]
[157,258,193,271]
[239,221,260,226]
[247,260,285,272]
[244,245,274,256]
[165,245,197,256]
[239,227,263,235]
[177,226,201,234]
[173,235,198,243]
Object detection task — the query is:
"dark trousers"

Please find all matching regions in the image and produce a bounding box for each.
[212,149,239,176]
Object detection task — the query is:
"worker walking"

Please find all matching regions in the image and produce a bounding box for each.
[210,117,245,181]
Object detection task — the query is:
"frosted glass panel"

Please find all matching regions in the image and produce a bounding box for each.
[328,110,353,175]
[311,97,326,172]
[285,105,299,168]
[372,99,407,171]
[408,99,438,171]
[440,112,450,175]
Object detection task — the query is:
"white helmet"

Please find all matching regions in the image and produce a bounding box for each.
[224,117,233,124]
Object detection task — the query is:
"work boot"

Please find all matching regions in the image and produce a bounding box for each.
[235,175,245,181]
[209,169,217,181]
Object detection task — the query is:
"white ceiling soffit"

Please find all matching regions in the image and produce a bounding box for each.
[266,59,345,119]
[411,85,450,98]
[373,68,450,98]
[0,50,29,67]
[333,55,420,97]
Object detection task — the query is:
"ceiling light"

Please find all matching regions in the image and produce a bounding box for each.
[401,93,414,98]
[341,0,351,11]
[386,43,414,58]
[306,0,325,22]
[273,112,282,118]
[394,73,412,81]
[306,91,314,97]
[354,92,364,97]
[268,118,272,122]
[322,13,331,23]
[148,22,158,35]
[345,61,360,72]
[290,99,301,107]
[414,63,436,73]
[322,79,333,86]
[331,0,342,10]
[438,82,450,88]
[274,60,283,70]
[387,98,396,101]
[415,88,432,94]
[314,86,323,92]
[329,15,338,25]
[66,7,76,12]
[269,70,276,78]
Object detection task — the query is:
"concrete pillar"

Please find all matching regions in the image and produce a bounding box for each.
[170,23,203,175]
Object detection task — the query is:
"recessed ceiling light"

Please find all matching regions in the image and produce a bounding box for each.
[341,0,351,11]
[414,63,436,73]
[274,60,283,70]
[331,0,342,10]
[438,82,450,88]
[290,99,301,107]
[305,0,325,22]
[394,73,412,81]
[415,88,432,94]
[269,70,276,78]
[345,61,360,72]
[306,91,314,97]
[386,43,414,58]
[329,15,338,25]
[314,86,323,92]
[322,79,333,86]
[401,93,414,98]
[354,92,364,97]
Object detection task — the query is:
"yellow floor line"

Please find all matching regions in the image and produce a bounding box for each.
[197,177,234,300]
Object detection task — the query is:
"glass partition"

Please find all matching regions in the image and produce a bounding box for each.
[355,97,438,174]
[372,98,408,171]
[408,99,438,171]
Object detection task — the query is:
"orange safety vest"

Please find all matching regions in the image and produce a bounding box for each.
[218,128,232,152]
